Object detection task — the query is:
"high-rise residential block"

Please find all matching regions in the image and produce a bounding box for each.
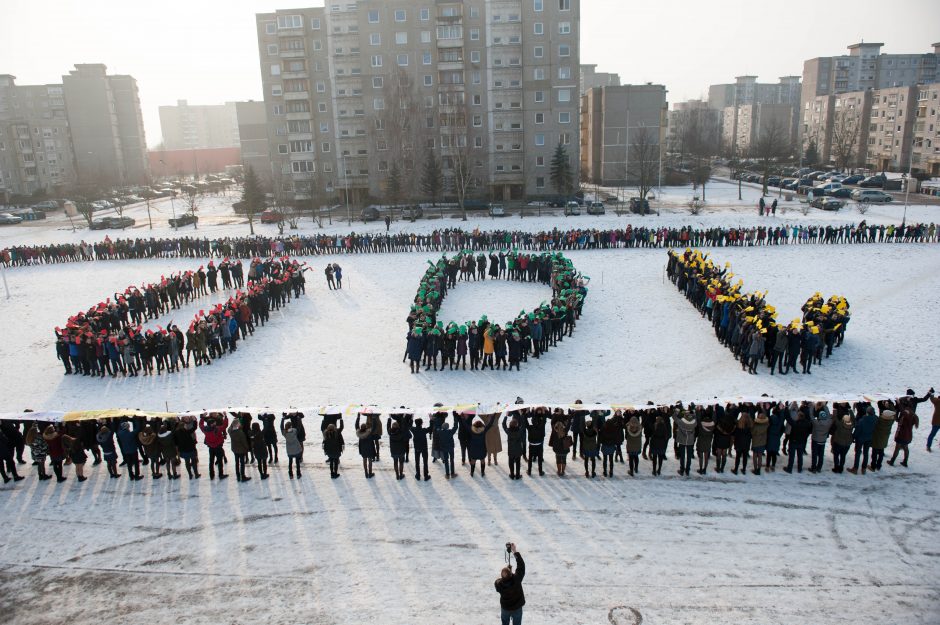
[256,0,580,204]
[159,100,241,151]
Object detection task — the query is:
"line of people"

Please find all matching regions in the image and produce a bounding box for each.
[53,257,309,378]
[404,251,587,372]
[2,389,935,486]
[3,220,937,267]
[667,248,850,375]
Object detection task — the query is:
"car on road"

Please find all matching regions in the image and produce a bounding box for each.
[828,187,853,198]
[629,197,651,213]
[0,212,24,225]
[90,216,136,230]
[359,206,383,222]
[587,201,606,215]
[840,174,865,185]
[123,195,144,204]
[814,182,843,195]
[810,197,846,211]
[32,200,60,211]
[488,203,507,217]
[858,175,886,188]
[260,208,285,224]
[851,189,893,203]
[168,214,199,228]
[401,205,424,220]
[564,201,581,216]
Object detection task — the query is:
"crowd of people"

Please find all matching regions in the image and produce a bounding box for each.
[1,390,937,486]
[3,220,937,267]
[53,257,309,377]
[404,251,587,372]
[667,248,850,375]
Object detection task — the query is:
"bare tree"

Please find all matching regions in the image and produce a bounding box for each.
[677,109,720,201]
[439,87,476,221]
[629,126,660,203]
[183,187,200,229]
[372,68,424,212]
[830,106,862,172]
[752,119,791,196]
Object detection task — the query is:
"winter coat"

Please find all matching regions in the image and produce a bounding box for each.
[138,429,161,459]
[43,429,65,460]
[871,411,896,450]
[484,414,502,454]
[96,428,117,458]
[831,417,854,448]
[410,424,431,453]
[788,416,813,446]
[281,420,303,457]
[696,420,715,453]
[810,408,833,444]
[433,421,459,452]
[116,426,138,456]
[158,430,178,460]
[580,426,599,456]
[468,416,496,460]
[894,410,918,444]
[322,430,345,459]
[498,417,523,459]
[495,553,526,611]
[387,421,409,458]
[174,426,197,455]
[199,416,229,449]
[228,423,250,455]
[852,412,878,444]
[751,415,770,448]
[650,417,671,450]
[260,413,278,444]
[673,413,697,446]
[625,422,642,453]
[356,428,376,459]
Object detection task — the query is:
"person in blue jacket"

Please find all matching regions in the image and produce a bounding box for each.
[434,416,460,479]
[116,421,143,480]
[466,414,496,477]
[406,327,424,374]
[96,423,120,479]
[848,405,878,474]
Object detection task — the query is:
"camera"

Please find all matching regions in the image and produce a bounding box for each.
[505,542,512,554]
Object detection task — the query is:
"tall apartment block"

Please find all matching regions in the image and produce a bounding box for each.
[579,64,619,94]
[159,100,241,150]
[235,100,271,184]
[62,63,149,187]
[708,76,801,153]
[0,74,76,199]
[579,83,667,186]
[800,42,940,173]
[255,0,580,204]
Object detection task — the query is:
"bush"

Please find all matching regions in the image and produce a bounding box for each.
[856,201,869,215]
[687,197,705,215]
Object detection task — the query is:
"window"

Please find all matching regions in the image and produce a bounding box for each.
[470,28,480,40]
[420,7,430,20]
[395,9,406,21]
[371,55,383,67]
[370,33,381,45]
[265,22,276,34]
[290,140,314,153]
[287,120,311,133]
[271,84,283,96]
[267,44,279,55]
[473,94,482,105]
[321,142,331,153]
[368,9,379,23]
[316,81,326,92]
[535,134,545,146]
[473,115,482,127]
[474,136,483,148]
[559,112,570,123]
[320,122,329,132]
[278,144,289,154]
[536,176,545,188]
[395,31,407,44]
[536,156,545,167]
[470,6,479,17]
[472,71,481,84]
[273,104,284,115]
[533,68,545,80]
[277,15,303,29]
[559,22,571,34]
[534,46,543,58]
[560,132,571,145]
[471,50,481,63]
[422,51,432,65]
[535,91,544,103]
[534,0,543,10]
[535,112,544,124]
[374,97,385,110]
[558,89,570,102]
[318,102,328,112]
[558,66,571,79]
[559,44,570,57]
[291,161,315,173]
[559,0,570,9]
[534,22,543,35]
[397,54,409,66]
[270,64,281,76]
[311,17,321,29]
[377,140,388,150]
[313,40,322,50]
[424,74,433,86]
[438,25,463,39]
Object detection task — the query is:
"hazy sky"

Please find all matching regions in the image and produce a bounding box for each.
[2,0,937,147]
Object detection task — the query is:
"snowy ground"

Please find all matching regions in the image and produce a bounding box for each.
[1,184,939,624]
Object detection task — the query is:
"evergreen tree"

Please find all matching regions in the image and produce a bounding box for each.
[420,150,443,206]
[241,165,265,235]
[550,141,573,196]
[804,140,820,168]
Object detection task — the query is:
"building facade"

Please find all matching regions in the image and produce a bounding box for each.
[579,83,667,185]
[580,63,619,94]
[62,63,149,187]
[255,0,581,204]
[721,103,795,155]
[913,84,940,176]
[667,99,720,155]
[159,100,241,151]
[0,74,76,199]
[235,100,271,185]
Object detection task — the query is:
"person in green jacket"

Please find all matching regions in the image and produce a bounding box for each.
[750,412,770,475]
[870,408,896,471]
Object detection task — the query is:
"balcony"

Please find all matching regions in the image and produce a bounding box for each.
[277,28,304,38]
[437,38,463,48]
[279,49,306,58]
[287,132,313,141]
[284,91,310,100]
[438,60,464,71]
[282,71,309,80]
[286,112,312,121]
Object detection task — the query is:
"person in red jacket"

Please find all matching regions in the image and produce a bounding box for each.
[888,402,919,468]
[199,413,229,480]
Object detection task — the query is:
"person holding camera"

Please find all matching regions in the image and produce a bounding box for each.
[495,543,525,625]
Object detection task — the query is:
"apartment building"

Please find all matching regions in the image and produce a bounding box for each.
[580,64,619,94]
[913,84,940,176]
[666,99,720,154]
[62,64,149,187]
[580,83,667,185]
[708,75,801,110]
[255,0,580,204]
[235,100,271,185]
[721,103,795,155]
[159,100,241,150]
[0,74,76,199]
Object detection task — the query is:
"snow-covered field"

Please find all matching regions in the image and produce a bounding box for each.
[1,182,939,624]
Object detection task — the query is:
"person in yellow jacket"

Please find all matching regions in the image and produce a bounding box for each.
[482,326,495,370]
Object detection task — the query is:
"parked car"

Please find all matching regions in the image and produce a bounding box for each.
[766,176,781,187]
[808,171,828,181]
[359,206,382,222]
[883,178,903,191]
[629,197,651,213]
[401,205,423,220]
[90,216,135,230]
[841,174,865,185]
[260,208,285,224]
[782,179,800,191]
[810,197,846,211]
[858,175,886,188]
[851,189,893,203]
[488,203,507,217]
[586,201,606,215]
[168,214,198,227]
[828,187,853,198]
[123,195,144,204]
[32,200,60,211]
[0,212,23,225]
[564,201,581,216]
[461,199,489,211]
[815,182,843,195]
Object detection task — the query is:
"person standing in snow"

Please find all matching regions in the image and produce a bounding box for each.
[355,420,376,478]
[495,543,525,625]
[410,417,432,480]
[332,263,343,289]
[322,422,344,479]
[281,415,304,479]
[325,264,335,290]
[200,413,229,480]
[502,415,525,480]
[466,414,496,477]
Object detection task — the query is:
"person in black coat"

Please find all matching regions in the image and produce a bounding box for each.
[260,412,279,464]
[406,328,424,374]
[387,418,409,480]
[466,415,496,477]
[0,427,24,483]
[355,418,376,478]
[495,544,526,625]
[784,411,813,473]
[410,417,432,481]
[502,416,525,480]
[322,423,345,478]
[524,408,547,477]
